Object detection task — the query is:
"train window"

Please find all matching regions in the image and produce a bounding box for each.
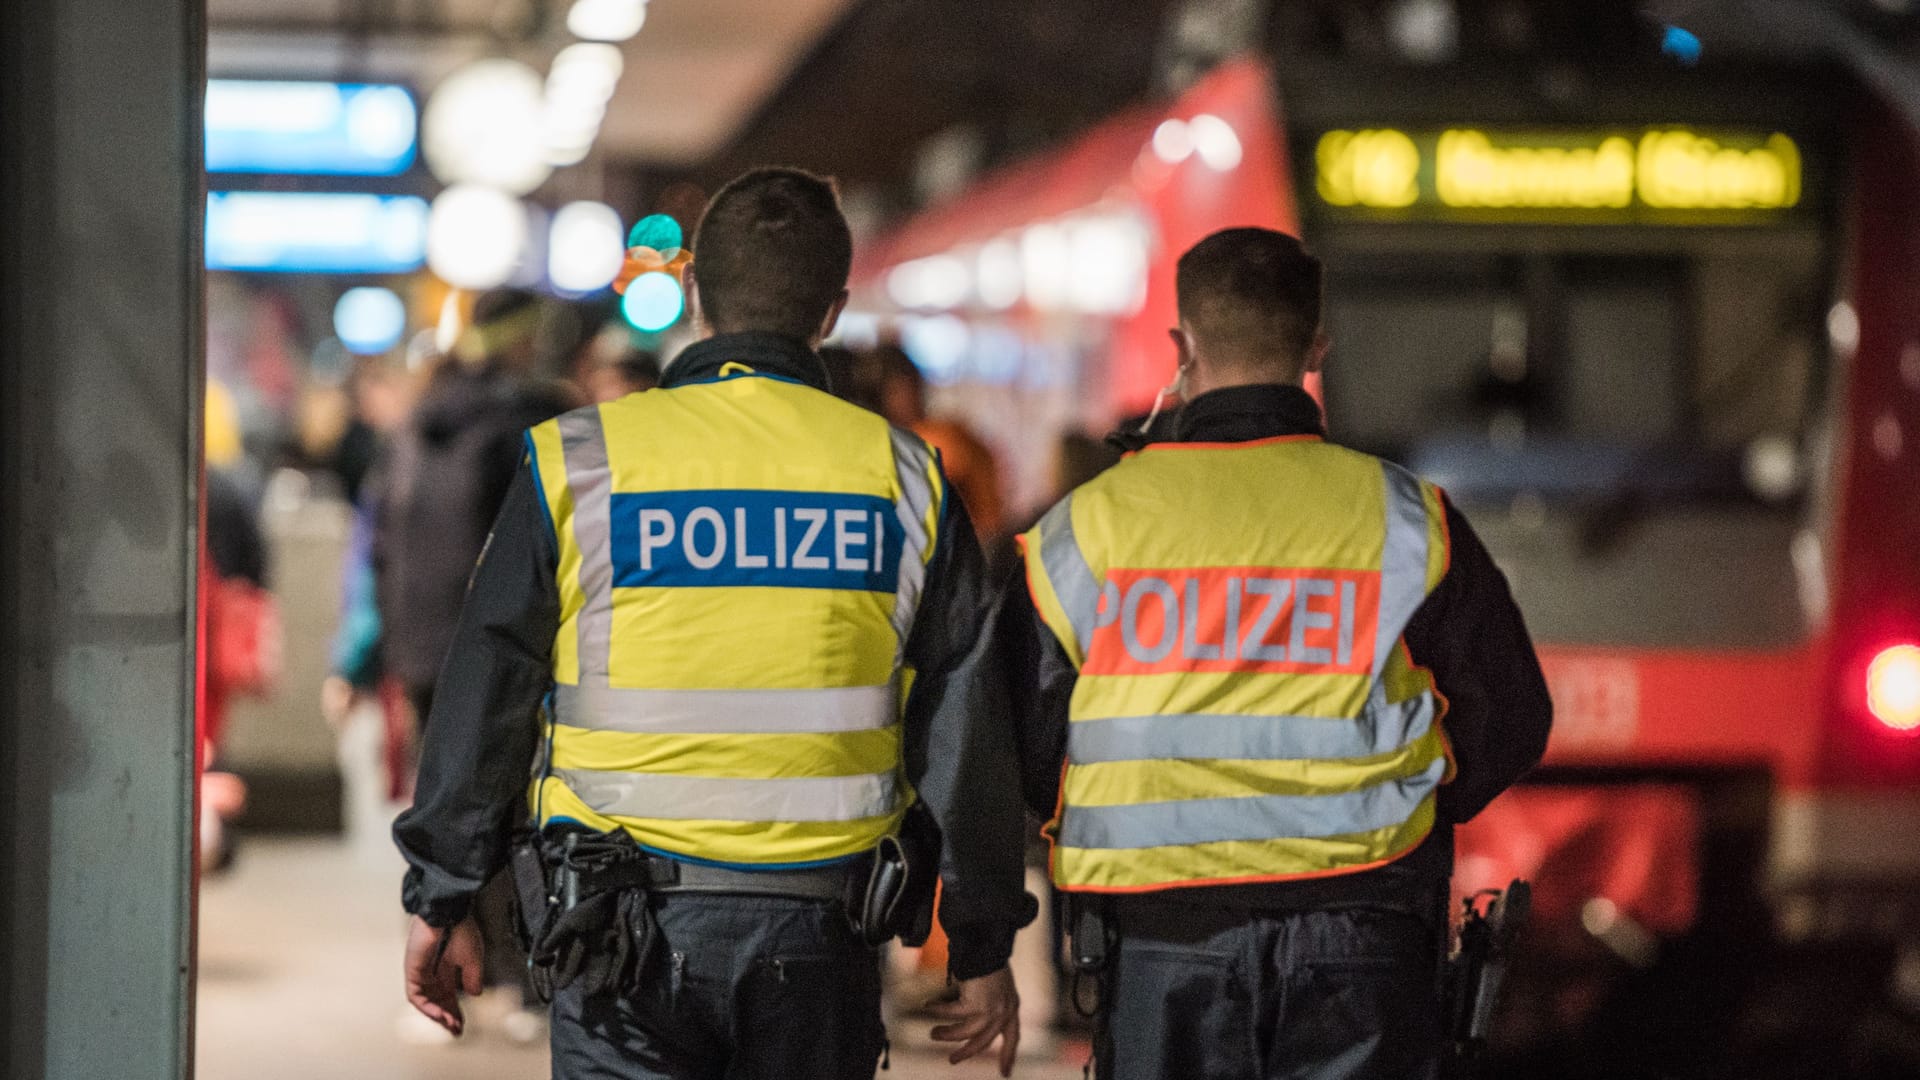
[1323,250,1823,649]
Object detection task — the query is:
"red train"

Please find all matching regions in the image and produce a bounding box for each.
[851,52,1920,1074]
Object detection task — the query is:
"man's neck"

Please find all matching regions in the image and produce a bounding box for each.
[1189,370,1303,399]
[1188,350,1303,399]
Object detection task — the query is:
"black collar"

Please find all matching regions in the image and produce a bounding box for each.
[1170,383,1326,444]
[663,332,831,392]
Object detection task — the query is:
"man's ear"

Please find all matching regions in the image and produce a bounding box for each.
[679,260,701,329]
[1169,325,1194,371]
[1305,330,1331,375]
[818,289,851,344]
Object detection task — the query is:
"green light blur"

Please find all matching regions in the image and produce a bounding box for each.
[627,214,683,254]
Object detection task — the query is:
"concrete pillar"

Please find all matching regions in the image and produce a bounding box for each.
[0,0,203,1077]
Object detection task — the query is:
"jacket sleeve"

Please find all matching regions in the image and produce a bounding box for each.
[393,462,559,927]
[900,488,1037,981]
[1404,498,1554,824]
[993,559,1078,822]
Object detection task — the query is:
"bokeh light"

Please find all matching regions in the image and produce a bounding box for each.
[1662,26,1703,66]
[628,214,684,253]
[567,0,646,42]
[1868,645,1920,733]
[1189,113,1243,171]
[621,271,684,332]
[1152,118,1193,164]
[422,59,552,195]
[426,184,528,290]
[544,43,623,167]
[333,287,407,354]
[548,201,626,293]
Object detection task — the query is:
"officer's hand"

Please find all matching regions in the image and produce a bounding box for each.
[403,915,484,1036]
[927,967,1020,1076]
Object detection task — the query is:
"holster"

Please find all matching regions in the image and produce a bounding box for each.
[510,826,660,1003]
[1068,893,1113,975]
[844,803,940,948]
[1443,880,1531,1058]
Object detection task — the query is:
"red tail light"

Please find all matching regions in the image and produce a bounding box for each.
[1867,644,1920,733]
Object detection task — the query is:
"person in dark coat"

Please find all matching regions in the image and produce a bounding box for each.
[372,288,577,730]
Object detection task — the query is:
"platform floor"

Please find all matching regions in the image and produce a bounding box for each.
[197,836,1085,1080]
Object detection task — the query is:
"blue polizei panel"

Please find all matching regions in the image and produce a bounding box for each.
[608,489,903,592]
[205,80,418,175]
[205,192,428,273]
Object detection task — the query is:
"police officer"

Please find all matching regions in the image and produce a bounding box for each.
[1004,228,1553,1079]
[397,168,1032,1078]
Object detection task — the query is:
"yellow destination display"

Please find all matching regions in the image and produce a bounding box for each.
[1314,126,1803,219]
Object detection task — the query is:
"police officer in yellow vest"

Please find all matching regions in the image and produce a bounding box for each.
[396,168,1032,1078]
[1004,228,1553,1079]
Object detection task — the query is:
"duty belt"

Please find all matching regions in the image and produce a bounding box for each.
[575,851,862,903]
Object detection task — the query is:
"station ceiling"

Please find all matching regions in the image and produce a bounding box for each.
[207,0,857,164]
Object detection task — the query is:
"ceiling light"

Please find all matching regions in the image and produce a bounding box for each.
[427,184,528,290]
[423,59,552,195]
[547,42,624,106]
[567,0,646,42]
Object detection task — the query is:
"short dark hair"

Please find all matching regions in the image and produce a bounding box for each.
[691,168,853,339]
[1175,228,1323,368]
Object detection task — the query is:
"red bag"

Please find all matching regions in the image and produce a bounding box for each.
[207,574,283,698]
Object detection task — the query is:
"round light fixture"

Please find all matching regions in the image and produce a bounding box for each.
[427,184,528,290]
[422,59,552,195]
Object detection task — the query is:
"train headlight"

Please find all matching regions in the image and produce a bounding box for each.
[1867,644,1920,733]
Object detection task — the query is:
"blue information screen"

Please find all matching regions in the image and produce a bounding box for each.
[205,192,428,274]
[206,80,418,176]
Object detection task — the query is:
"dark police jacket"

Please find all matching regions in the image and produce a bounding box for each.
[998,383,1553,918]
[394,333,1032,980]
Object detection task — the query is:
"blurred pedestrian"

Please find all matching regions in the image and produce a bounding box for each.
[322,357,418,802]
[868,344,1006,540]
[201,380,279,873]
[1003,228,1554,1079]
[374,287,576,1040]
[372,288,576,730]
[394,167,1032,1077]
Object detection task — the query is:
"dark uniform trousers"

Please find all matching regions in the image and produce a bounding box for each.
[550,892,886,1080]
[1097,902,1443,1080]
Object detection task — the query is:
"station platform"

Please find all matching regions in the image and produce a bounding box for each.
[198,836,1085,1080]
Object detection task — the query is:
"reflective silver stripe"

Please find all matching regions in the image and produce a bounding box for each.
[1057,757,1446,850]
[553,683,898,734]
[553,767,900,823]
[1036,495,1104,661]
[887,428,938,663]
[1066,696,1437,765]
[559,408,615,685]
[1375,464,1431,679]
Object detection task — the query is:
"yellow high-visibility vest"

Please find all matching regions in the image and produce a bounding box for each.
[1023,434,1452,893]
[524,366,944,867]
